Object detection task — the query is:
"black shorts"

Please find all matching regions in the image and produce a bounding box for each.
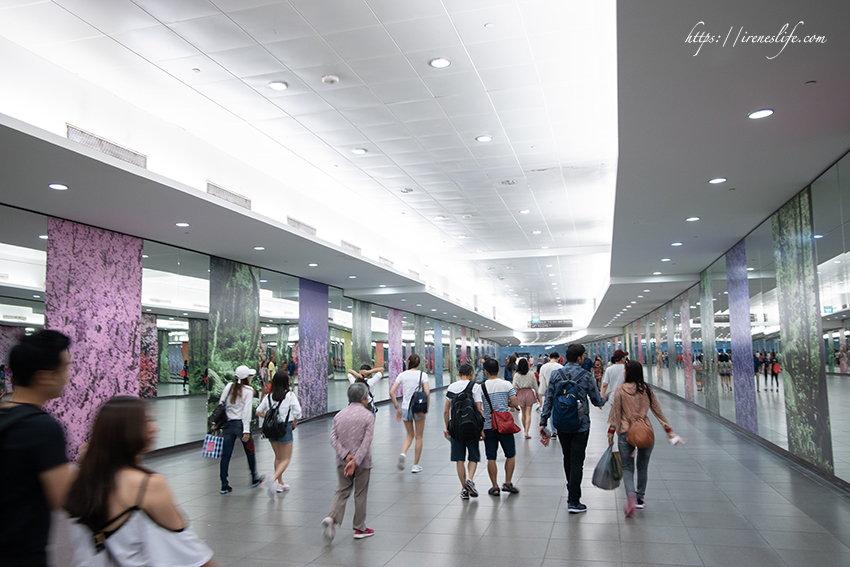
[483,429,516,460]
[450,437,480,462]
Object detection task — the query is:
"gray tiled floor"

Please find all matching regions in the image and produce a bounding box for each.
[52,388,850,567]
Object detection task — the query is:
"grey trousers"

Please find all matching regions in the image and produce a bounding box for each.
[330,465,371,531]
[618,433,654,499]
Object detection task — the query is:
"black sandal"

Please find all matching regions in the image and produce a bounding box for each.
[502,483,519,494]
[488,487,500,496]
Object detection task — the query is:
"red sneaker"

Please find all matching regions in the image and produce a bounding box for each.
[624,493,636,517]
[353,528,375,539]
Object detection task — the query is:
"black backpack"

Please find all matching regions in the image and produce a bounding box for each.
[261,396,290,439]
[408,370,428,418]
[448,381,483,441]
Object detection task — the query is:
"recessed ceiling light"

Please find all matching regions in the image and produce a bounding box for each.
[532,230,542,235]
[638,295,644,298]
[379,284,386,288]
[541,246,549,249]
[321,74,339,85]
[661,258,671,262]
[643,289,650,292]
[501,179,516,186]
[631,301,637,304]
[671,242,683,247]
[462,214,473,219]
[434,215,447,220]
[401,299,407,301]
[400,188,413,194]
[748,109,774,119]
[308,263,317,267]
[458,235,468,239]
[815,234,824,239]
[175,222,190,227]
[686,216,700,222]
[259,279,268,283]
[142,254,149,258]
[268,81,288,91]
[653,271,662,275]
[429,57,451,68]
[519,209,530,214]
[347,305,353,309]
[475,135,492,143]
[48,183,68,191]
[431,308,437,312]
[351,148,368,154]
[38,235,48,240]
[253,246,265,251]
[348,275,357,278]
[835,261,841,264]
[476,249,484,253]
[747,267,755,271]
[145,308,152,312]
[416,303,422,307]
[709,177,727,184]
[32,294,40,298]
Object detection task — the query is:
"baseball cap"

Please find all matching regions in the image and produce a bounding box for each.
[235,365,252,379]
[613,349,628,360]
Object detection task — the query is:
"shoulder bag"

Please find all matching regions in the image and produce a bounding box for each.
[408,371,429,418]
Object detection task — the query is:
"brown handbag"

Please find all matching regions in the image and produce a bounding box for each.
[626,416,655,448]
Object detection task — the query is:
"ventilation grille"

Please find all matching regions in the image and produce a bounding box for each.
[379,257,394,268]
[428,285,437,293]
[561,298,587,306]
[207,182,251,210]
[443,292,451,299]
[341,240,361,255]
[67,125,147,168]
[287,216,317,236]
[408,270,420,279]
[2,314,26,321]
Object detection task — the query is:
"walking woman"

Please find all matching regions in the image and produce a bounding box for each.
[66,396,217,566]
[512,358,537,439]
[217,365,264,494]
[389,354,430,473]
[607,360,684,517]
[769,351,780,391]
[504,355,517,383]
[256,370,301,498]
[592,355,604,390]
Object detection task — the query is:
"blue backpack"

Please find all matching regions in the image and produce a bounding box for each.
[552,369,588,432]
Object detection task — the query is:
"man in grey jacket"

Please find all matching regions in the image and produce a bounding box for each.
[539,343,607,513]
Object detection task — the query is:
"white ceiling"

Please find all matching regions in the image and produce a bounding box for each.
[0,0,619,335]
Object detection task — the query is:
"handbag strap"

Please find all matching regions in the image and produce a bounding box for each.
[481,381,496,418]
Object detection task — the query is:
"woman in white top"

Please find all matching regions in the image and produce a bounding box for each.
[256,370,301,497]
[347,364,383,414]
[512,358,537,439]
[66,396,217,567]
[390,354,430,473]
[217,365,264,494]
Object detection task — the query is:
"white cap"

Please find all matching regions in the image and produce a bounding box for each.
[248,368,256,376]
[235,365,252,379]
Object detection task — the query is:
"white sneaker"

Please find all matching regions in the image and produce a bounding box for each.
[321,516,335,543]
[277,482,290,493]
[397,453,406,470]
[266,478,276,499]
[411,464,423,473]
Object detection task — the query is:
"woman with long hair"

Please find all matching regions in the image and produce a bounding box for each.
[389,354,430,473]
[217,366,264,494]
[607,360,684,517]
[256,370,301,498]
[504,355,517,383]
[592,355,604,390]
[512,358,537,439]
[66,396,217,566]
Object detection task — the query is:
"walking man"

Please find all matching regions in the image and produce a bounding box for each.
[540,344,607,513]
[480,358,520,496]
[323,383,375,542]
[443,363,484,499]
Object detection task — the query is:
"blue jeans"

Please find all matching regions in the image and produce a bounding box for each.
[618,433,654,499]
[220,419,258,487]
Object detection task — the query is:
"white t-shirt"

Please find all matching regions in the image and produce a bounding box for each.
[446,379,483,404]
[394,369,428,410]
[348,371,383,400]
[220,383,255,434]
[539,361,563,395]
[602,364,626,403]
[257,390,302,422]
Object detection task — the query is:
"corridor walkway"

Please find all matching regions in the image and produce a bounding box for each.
[52,390,850,567]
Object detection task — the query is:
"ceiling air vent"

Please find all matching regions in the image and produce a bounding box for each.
[287,216,317,236]
[341,240,361,255]
[207,182,251,210]
[66,124,147,169]
[408,270,420,279]
[379,257,394,268]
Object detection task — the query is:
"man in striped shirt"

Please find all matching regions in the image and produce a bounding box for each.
[480,358,520,496]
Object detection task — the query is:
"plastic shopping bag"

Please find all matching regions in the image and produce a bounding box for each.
[202,434,223,459]
[592,445,620,490]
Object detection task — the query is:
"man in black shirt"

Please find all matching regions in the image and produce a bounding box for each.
[0,330,74,567]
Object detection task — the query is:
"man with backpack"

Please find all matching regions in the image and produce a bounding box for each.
[443,363,484,499]
[540,344,607,513]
